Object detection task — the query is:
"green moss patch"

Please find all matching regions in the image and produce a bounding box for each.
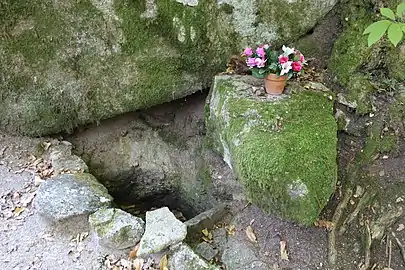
[328,0,405,115]
[206,75,337,225]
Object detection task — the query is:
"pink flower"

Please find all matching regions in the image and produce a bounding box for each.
[255,58,266,68]
[263,44,270,49]
[247,57,256,67]
[278,55,289,64]
[244,47,253,56]
[299,54,305,63]
[292,61,302,72]
[256,47,266,58]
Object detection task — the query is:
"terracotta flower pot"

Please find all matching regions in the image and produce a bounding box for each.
[264,73,287,95]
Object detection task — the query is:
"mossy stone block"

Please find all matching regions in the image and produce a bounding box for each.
[206,75,337,225]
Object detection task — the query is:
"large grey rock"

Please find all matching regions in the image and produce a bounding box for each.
[1,0,338,136]
[137,207,187,257]
[34,173,113,221]
[206,75,337,225]
[168,244,217,270]
[89,208,145,250]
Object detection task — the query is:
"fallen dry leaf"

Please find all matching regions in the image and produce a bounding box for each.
[129,243,140,259]
[226,225,236,236]
[280,240,289,261]
[42,141,51,151]
[202,228,213,242]
[133,258,143,270]
[246,225,257,243]
[159,254,168,270]
[314,219,335,231]
[13,206,25,217]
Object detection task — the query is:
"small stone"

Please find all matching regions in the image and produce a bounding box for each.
[212,228,227,252]
[195,242,218,261]
[169,243,214,270]
[379,170,385,177]
[49,145,88,174]
[397,224,404,232]
[89,208,145,250]
[353,185,364,198]
[34,173,113,221]
[222,237,268,270]
[137,207,187,257]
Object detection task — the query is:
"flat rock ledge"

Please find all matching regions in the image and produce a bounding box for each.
[34,173,113,221]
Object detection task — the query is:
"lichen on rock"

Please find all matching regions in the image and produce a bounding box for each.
[89,208,145,250]
[328,0,405,115]
[34,173,113,221]
[206,75,337,225]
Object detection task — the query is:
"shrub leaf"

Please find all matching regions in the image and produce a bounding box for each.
[397,3,405,18]
[380,8,396,20]
[388,23,403,47]
[364,20,392,46]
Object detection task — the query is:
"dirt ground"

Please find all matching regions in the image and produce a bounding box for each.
[0,133,129,270]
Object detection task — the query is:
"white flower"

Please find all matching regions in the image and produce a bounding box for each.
[280,61,293,76]
[282,45,295,56]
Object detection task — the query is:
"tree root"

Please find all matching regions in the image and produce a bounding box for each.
[339,190,377,236]
[328,188,353,266]
[359,222,371,270]
[392,232,405,266]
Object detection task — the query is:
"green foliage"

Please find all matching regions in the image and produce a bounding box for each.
[364,3,405,47]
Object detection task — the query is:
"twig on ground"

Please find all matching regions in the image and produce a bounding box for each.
[388,237,392,269]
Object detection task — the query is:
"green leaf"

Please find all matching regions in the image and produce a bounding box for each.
[251,69,266,79]
[401,23,405,33]
[397,3,405,18]
[388,23,403,47]
[363,20,391,34]
[380,8,396,20]
[364,21,392,46]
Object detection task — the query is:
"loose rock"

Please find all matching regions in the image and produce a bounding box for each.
[195,242,218,261]
[169,243,216,270]
[49,144,88,174]
[34,173,113,221]
[137,207,187,257]
[185,204,228,236]
[222,237,268,270]
[89,208,145,250]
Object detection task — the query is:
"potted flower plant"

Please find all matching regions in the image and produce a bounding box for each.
[243,44,306,95]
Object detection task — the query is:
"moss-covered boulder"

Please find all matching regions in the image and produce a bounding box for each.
[206,75,337,225]
[328,0,405,115]
[0,0,337,136]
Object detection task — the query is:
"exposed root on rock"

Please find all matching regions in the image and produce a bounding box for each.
[359,221,371,270]
[392,232,405,266]
[338,190,376,236]
[328,188,353,266]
